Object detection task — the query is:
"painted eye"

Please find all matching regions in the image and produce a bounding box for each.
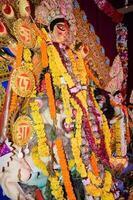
[57,24,66,31]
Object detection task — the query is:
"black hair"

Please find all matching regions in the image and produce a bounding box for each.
[50,18,69,32]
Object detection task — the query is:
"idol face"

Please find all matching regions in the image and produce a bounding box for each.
[96,95,106,109]
[51,21,70,44]
[114,93,123,104]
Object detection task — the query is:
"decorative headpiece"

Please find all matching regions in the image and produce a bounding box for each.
[0,0,32,47]
[35,0,76,33]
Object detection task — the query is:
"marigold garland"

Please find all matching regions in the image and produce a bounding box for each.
[23,48,32,63]
[36,36,43,47]
[86,184,101,197]
[90,152,99,177]
[45,72,56,120]
[49,175,66,200]
[85,64,101,88]
[71,137,87,178]
[47,44,74,88]
[15,43,23,68]
[9,91,18,113]
[31,23,47,40]
[41,40,48,67]
[65,48,88,110]
[66,48,77,74]
[66,49,87,85]
[76,90,88,110]
[32,145,48,176]
[55,139,76,200]
[46,31,88,114]
[87,171,102,186]
[72,93,110,166]
[36,28,114,199]
[113,120,122,157]
[102,114,112,157]
[31,24,49,68]
[68,159,75,170]
[69,97,88,177]
[23,48,33,70]
[30,101,49,157]
[86,170,114,199]
[101,192,114,200]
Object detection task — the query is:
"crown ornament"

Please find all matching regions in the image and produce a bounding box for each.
[35,0,76,33]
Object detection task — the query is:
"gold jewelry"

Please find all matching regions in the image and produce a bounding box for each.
[11,67,35,97]
[12,115,33,147]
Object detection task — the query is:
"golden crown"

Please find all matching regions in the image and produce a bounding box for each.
[35,0,76,32]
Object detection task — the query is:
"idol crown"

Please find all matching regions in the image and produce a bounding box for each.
[35,0,76,31]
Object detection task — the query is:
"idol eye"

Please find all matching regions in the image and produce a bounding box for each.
[96,95,103,100]
[56,24,66,31]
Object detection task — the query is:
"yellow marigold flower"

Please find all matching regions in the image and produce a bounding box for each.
[68,159,75,169]
[23,48,32,62]
[36,36,42,46]
[49,175,66,200]
[24,62,33,70]
[86,185,101,197]
[101,191,114,200]
[32,146,48,176]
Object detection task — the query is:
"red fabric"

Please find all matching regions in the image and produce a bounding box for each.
[78,0,124,23]
[35,189,45,200]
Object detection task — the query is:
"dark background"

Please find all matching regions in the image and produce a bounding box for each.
[78,0,133,104]
[108,0,133,9]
